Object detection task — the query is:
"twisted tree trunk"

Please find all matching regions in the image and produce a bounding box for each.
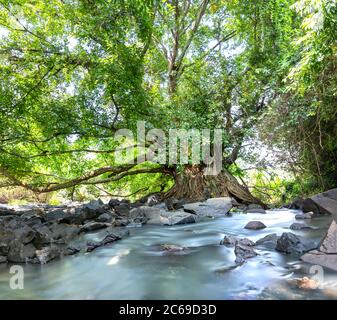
[163,164,263,205]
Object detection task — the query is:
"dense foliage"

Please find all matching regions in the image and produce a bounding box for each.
[0,0,336,204]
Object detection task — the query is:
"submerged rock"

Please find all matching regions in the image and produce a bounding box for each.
[86,230,129,252]
[80,222,110,233]
[276,232,317,255]
[288,277,320,290]
[220,235,255,247]
[290,222,314,230]
[256,233,279,249]
[295,212,313,220]
[244,221,266,230]
[161,244,185,252]
[234,243,257,264]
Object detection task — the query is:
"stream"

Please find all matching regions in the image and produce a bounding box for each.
[0,209,336,300]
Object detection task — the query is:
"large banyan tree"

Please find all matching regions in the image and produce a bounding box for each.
[0,0,280,204]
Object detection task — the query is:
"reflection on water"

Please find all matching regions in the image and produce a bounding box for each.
[0,209,336,299]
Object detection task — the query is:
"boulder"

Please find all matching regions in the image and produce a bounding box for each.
[291,189,337,217]
[290,222,314,230]
[114,203,130,216]
[256,233,279,249]
[44,209,69,222]
[96,212,114,223]
[182,197,232,217]
[295,212,313,220]
[0,256,7,263]
[244,221,266,230]
[319,220,337,253]
[35,246,61,264]
[128,207,149,224]
[108,198,121,208]
[234,243,257,264]
[220,235,255,247]
[161,244,185,252]
[7,241,36,263]
[165,198,186,211]
[276,232,317,255]
[63,245,81,256]
[80,222,109,233]
[86,230,129,252]
[301,250,337,272]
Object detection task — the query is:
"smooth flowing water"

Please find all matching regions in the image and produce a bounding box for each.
[0,209,336,300]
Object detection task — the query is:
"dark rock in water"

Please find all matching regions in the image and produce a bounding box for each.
[80,222,109,233]
[276,232,317,255]
[63,245,81,256]
[244,221,266,230]
[220,235,255,247]
[256,233,279,249]
[290,222,314,230]
[0,255,7,263]
[7,241,36,263]
[108,198,121,208]
[295,212,313,220]
[114,219,130,227]
[161,244,185,252]
[86,230,129,252]
[234,243,257,264]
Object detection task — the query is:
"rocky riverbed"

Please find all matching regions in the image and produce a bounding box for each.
[1,192,337,299]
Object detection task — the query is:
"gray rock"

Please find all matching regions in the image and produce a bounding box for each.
[35,246,61,264]
[276,232,317,255]
[165,198,186,211]
[319,220,337,254]
[13,225,36,244]
[0,255,7,263]
[108,198,121,208]
[183,197,232,217]
[80,222,109,232]
[48,223,80,242]
[244,221,266,230]
[128,207,149,224]
[295,212,313,220]
[114,203,130,216]
[44,208,69,222]
[161,244,185,252]
[256,233,279,249]
[220,235,255,247]
[290,222,314,230]
[96,212,114,223]
[7,241,36,263]
[301,250,337,272]
[63,245,81,256]
[234,243,257,264]
[86,230,129,252]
